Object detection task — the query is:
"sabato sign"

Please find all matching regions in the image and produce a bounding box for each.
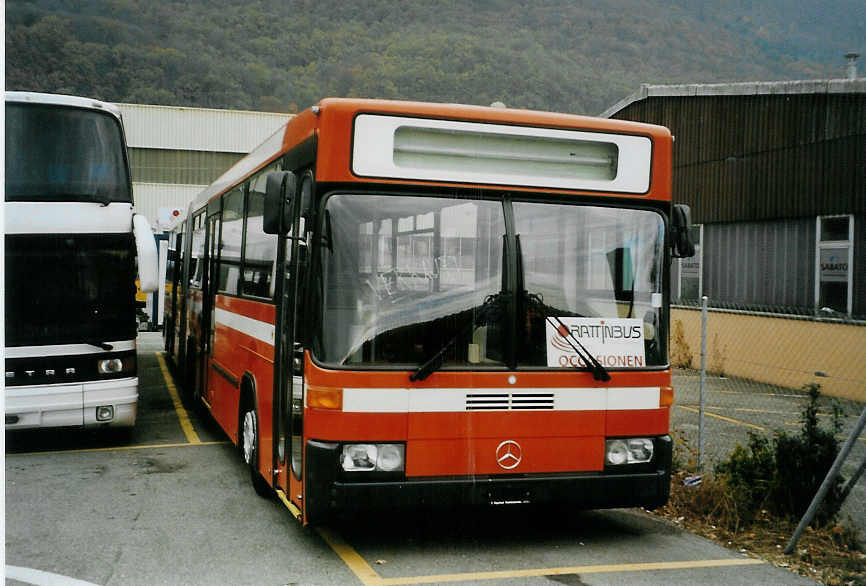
[545,317,646,368]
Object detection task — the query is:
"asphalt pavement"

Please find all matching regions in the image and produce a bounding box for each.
[4,332,824,585]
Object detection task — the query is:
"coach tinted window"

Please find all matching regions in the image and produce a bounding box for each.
[5,103,130,203]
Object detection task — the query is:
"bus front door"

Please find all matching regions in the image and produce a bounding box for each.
[200,213,220,408]
[274,172,309,519]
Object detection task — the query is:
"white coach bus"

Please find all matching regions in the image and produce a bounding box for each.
[4,91,158,430]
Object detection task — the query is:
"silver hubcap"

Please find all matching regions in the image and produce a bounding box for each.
[242,410,256,465]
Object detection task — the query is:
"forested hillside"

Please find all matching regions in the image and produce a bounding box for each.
[6,0,864,115]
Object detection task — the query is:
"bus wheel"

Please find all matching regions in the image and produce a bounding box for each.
[241,407,272,498]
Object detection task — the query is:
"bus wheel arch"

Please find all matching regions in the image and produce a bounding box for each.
[239,374,272,498]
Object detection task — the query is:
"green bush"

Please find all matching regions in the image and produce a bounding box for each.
[714,384,844,528]
[772,383,844,525]
[714,432,775,527]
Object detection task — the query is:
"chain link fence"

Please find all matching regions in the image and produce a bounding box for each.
[669,300,866,535]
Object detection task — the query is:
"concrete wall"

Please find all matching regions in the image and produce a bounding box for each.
[670,307,865,402]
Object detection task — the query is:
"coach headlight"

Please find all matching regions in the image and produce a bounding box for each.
[341,443,405,472]
[98,358,124,374]
[97,355,135,376]
[606,438,654,465]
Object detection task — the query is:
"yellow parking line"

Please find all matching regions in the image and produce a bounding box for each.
[316,525,767,586]
[316,527,383,586]
[156,352,201,444]
[678,406,865,441]
[376,558,766,585]
[7,441,229,457]
[317,526,766,586]
[677,405,766,432]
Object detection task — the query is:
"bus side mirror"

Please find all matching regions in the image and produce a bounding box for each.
[671,204,696,258]
[133,214,159,292]
[264,171,298,235]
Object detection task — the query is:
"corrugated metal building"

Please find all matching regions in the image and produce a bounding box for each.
[602,78,866,318]
[115,103,290,230]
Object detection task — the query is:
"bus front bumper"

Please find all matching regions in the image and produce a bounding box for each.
[5,377,138,429]
[305,436,671,523]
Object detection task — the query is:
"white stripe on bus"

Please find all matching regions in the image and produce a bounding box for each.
[214,307,275,345]
[341,387,660,413]
[4,202,134,234]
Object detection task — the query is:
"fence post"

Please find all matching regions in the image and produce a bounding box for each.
[698,295,708,472]
[784,405,866,554]
[839,456,866,503]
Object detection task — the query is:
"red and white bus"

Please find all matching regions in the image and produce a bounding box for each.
[165,98,694,524]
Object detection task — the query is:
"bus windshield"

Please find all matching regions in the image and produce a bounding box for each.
[316,193,667,369]
[4,103,131,203]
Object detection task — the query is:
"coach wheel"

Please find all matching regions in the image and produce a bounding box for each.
[241,407,272,498]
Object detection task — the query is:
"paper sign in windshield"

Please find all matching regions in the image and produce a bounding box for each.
[546,318,645,368]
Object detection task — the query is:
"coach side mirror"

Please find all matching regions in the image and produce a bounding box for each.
[133,214,159,292]
[671,204,696,258]
[264,171,298,235]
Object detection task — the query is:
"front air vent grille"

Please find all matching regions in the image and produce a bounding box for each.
[465,392,554,411]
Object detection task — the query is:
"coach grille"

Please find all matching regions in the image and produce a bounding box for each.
[465,392,555,411]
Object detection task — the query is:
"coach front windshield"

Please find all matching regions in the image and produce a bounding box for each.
[316,194,667,370]
[4,103,131,203]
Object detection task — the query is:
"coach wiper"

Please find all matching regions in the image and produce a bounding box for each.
[522,291,610,382]
[85,340,115,351]
[409,291,510,382]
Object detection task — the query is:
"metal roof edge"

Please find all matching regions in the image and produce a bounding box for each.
[113,102,291,118]
[599,84,649,118]
[602,78,866,117]
[131,182,208,189]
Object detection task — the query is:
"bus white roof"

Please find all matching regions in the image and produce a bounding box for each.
[5,91,123,120]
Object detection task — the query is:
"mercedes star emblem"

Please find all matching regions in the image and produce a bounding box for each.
[495,440,522,470]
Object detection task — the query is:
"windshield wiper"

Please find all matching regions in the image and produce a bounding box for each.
[409,291,510,382]
[84,340,115,351]
[523,292,611,382]
[6,192,116,205]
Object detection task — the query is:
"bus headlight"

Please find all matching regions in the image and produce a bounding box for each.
[606,438,654,465]
[341,443,405,472]
[98,358,124,374]
[97,356,135,376]
[376,444,405,472]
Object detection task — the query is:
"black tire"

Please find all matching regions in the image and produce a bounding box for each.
[240,406,272,498]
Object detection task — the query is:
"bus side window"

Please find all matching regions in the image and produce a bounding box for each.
[242,176,278,299]
[189,212,205,288]
[218,187,244,295]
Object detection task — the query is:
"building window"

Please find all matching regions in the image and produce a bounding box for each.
[815,215,853,316]
[677,224,703,301]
